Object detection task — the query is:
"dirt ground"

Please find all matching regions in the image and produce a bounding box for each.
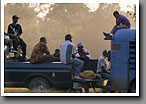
[4,80,108,93]
[4,87,104,93]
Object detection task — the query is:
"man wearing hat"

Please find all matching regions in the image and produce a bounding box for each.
[7,15,26,60]
[60,34,84,78]
[75,42,90,60]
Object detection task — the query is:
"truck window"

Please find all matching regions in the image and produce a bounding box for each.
[111,44,120,51]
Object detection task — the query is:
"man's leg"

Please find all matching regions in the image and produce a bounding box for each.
[18,37,26,57]
[104,25,130,40]
[98,72,110,79]
[98,72,111,86]
[111,25,118,34]
[4,38,11,48]
[12,38,18,51]
[72,58,84,76]
[111,25,130,34]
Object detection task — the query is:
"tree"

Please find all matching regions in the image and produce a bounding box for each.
[4,3,135,58]
[4,3,40,57]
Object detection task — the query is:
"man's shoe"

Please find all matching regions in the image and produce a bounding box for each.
[10,49,17,53]
[73,76,82,80]
[108,35,113,40]
[103,32,109,37]
[104,35,113,40]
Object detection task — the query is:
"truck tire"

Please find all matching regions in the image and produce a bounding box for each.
[28,77,50,91]
[128,80,136,93]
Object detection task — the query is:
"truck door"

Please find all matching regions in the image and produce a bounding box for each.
[111,42,129,91]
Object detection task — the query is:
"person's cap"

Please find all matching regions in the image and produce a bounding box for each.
[77,42,83,47]
[12,15,20,19]
[55,49,60,52]
[65,34,73,40]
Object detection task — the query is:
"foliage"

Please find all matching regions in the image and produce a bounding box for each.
[4,3,135,58]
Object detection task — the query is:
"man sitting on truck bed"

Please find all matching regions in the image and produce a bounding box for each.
[30,37,53,64]
[8,15,27,60]
[52,49,60,62]
[75,42,91,61]
[60,34,84,79]
[103,11,131,40]
[97,50,110,85]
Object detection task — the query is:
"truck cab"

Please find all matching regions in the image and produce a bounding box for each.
[110,29,136,92]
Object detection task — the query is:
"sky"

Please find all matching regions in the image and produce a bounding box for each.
[86,3,135,12]
[36,3,136,18]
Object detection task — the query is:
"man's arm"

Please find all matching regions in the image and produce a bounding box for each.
[85,49,91,59]
[7,25,18,39]
[17,24,22,37]
[72,54,76,58]
[116,16,122,26]
[101,66,110,74]
[44,44,50,55]
[72,44,76,58]
[99,58,110,74]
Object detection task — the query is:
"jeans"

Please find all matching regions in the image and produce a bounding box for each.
[98,72,111,86]
[111,25,130,34]
[72,58,84,76]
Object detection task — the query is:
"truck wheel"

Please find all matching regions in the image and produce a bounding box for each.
[28,77,50,91]
[128,80,136,93]
[85,88,89,93]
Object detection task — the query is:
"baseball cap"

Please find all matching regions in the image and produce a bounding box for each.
[65,34,73,40]
[12,15,20,19]
[77,42,83,47]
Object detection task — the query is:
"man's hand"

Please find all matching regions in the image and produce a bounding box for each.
[101,66,110,74]
[9,34,17,38]
[72,54,76,58]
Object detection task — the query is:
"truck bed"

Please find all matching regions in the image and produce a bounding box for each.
[5,62,72,69]
[4,62,73,88]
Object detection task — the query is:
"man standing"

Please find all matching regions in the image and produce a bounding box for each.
[103,11,131,40]
[30,37,53,64]
[7,15,26,59]
[75,42,90,60]
[60,34,84,78]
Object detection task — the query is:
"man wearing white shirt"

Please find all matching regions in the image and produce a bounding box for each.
[97,50,110,81]
[60,34,84,78]
[75,42,91,60]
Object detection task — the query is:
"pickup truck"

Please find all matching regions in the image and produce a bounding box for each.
[4,59,98,91]
[4,29,136,93]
